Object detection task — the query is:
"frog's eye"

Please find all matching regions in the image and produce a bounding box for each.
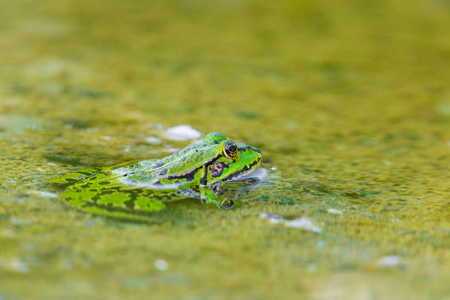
[223,142,238,160]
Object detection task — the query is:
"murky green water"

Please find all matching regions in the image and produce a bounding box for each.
[1,0,449,299]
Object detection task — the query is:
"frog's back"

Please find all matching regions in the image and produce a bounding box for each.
[112,137,226,188]
[50,161,184,220]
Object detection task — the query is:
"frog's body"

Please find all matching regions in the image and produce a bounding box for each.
[49,132,265,220]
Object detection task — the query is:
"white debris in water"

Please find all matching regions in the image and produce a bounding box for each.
[146,136,161,144]
[28,191,59,198]
[378,255,401,267]
[259,213,322,233]
[47,162,58,166]
[103,136,112,140]
[317,240,326,248]
[270,218,285,224]
[165,125,202,141]
[327,208,343,215]
[259,213,283,220]
[284,217,323,233]
[270,167,277,171]
[154,259,168,271]
[384,161,392,166]
[11,258,29,273]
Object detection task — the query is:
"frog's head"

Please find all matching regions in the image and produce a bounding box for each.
[205,139,263,184]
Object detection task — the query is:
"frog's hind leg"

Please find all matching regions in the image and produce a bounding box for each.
[48,167,107,186]
[68,200,161,223]
[60,176,166,221]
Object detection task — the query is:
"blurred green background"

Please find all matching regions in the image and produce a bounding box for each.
[0,0,449,299]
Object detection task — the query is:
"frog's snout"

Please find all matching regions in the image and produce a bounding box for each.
[252,147,262,165]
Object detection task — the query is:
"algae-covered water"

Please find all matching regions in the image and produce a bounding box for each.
[1,0,449,299]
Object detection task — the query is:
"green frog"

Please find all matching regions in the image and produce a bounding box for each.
[49,132,266,220]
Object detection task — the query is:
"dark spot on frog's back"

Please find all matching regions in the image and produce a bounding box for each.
[100,190,114,194]
[151,161,165,169]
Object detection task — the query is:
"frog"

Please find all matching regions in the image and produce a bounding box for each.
[49,132,266,221]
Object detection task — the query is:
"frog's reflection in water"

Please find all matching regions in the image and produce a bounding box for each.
[177,167,269,209]
[210,176,263,209]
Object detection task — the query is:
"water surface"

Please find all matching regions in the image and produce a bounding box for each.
[0,0,449,299]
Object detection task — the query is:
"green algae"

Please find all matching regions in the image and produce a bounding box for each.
[0,0,449,299]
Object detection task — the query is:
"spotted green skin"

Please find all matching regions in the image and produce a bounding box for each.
[49,132,263,220]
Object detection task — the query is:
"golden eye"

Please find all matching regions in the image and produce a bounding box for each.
[223,142,238,160]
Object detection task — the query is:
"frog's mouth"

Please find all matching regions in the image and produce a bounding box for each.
[233,167,269,181]
[225,158,268,181]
